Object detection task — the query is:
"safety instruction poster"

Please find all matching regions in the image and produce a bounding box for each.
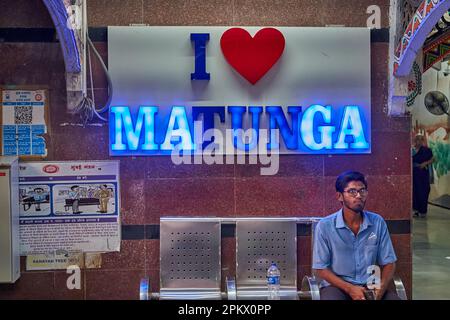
[1,89,47,156]
[18,161,121,255]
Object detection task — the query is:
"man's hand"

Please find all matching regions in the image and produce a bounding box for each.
[346,285,366,300]
[374,285,387,300]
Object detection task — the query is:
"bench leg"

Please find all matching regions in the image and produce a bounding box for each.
[226,277,237,300]
[301,275,321,300]
[393,276,407,300]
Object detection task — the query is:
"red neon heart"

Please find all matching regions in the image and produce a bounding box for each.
[220,27,285,85]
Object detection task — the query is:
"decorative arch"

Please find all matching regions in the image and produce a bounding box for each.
[42,0,81,73]
[422,27,450,72]
[394,0,450,77]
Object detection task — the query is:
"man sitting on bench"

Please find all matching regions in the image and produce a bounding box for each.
[312,171,400,300]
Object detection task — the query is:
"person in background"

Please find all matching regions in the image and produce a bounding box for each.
[312,171,399,300]
[412,134,434,218]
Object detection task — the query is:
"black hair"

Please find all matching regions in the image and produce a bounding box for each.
[71,185,79,190]
[34,187,44,192]
[335,171,368,193]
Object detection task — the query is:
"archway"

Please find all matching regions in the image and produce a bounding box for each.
[394,0,450,76]
[42,0,81,74]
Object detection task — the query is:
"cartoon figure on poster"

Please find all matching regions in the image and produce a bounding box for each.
[19,185,50,216]
[52,184,116,215]
[68,185,82,214]
[95,184,112,213]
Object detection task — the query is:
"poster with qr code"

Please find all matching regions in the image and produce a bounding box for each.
[1,89,48,157]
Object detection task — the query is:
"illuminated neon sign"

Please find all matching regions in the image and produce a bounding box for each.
[109,105,369,155]
[107,26,372,155]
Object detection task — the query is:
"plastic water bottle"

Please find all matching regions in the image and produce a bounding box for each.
[267,263,281,300]
[139,278,149,300]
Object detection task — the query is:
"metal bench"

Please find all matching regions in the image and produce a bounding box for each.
[64,197,100,211]
[158,217,222,300]
[140,217,407,300]
[228,218,298,300]
[21,195,50,211]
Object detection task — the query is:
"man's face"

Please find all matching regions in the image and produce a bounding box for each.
[337,181,368,213]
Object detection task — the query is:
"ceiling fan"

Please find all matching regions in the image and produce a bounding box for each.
[424,90,450,115]
[425,58,450,116]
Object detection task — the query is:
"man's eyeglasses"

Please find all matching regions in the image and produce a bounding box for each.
[342,188,368,197]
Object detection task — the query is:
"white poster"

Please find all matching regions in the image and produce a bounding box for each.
[18,161,120,255]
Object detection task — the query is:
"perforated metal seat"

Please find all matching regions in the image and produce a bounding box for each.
[159,218,222,300]
[234,219,298,300]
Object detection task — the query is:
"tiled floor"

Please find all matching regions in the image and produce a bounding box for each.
[413,204,450,300]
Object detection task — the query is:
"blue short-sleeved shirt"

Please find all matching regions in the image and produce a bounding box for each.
[33,193,47,202]
[312,209,397,287]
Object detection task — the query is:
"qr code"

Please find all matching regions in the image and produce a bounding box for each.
[14,106,33,124]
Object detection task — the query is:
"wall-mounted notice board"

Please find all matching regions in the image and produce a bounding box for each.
[0,86,50,159]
